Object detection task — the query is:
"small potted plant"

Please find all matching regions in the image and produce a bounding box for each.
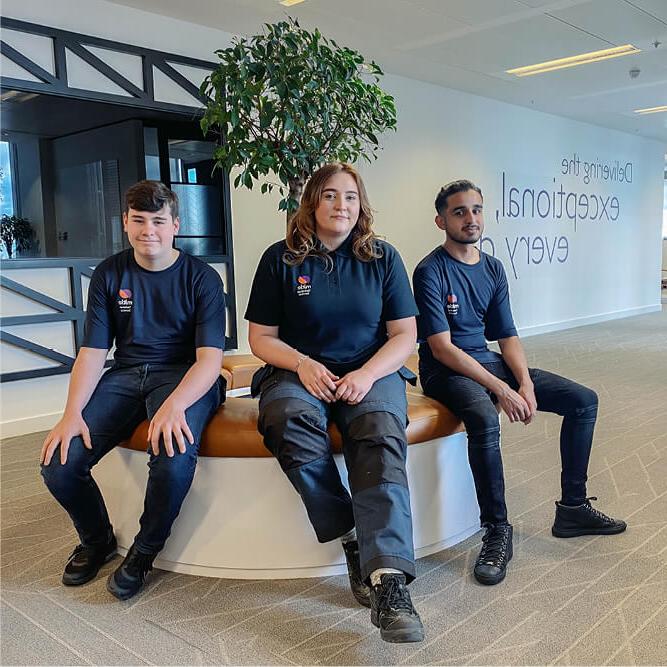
[1,214,34,258]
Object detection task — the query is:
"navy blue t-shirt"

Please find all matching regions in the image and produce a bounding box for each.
[413,246,517,376]
[245,236,418,375]
[83,249,226,365]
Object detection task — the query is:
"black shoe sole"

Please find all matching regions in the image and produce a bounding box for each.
[474,541,513,586]
[62,549,117,587]
[371,610,425,643]
[106,573,146,601]
[552,523,627,538]
[474,570,506,585]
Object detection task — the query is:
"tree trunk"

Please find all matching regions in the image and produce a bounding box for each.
[286,175,307,227]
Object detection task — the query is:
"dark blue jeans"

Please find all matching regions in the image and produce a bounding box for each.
[254,366,417,583]
[422,361,598,526]
[41,363,223,554]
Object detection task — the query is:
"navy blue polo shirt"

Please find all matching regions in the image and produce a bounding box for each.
[83,249,226,366]
[245,236,417,375]
[413,246,517,375]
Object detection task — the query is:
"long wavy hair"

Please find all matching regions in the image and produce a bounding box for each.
[283,163,382,269]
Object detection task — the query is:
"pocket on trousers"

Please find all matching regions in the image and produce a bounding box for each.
[397,365,418,386]
[250,364,276,398]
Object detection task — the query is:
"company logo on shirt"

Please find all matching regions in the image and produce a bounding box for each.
[446,293,459,316]
[118,288,133,313]
[296,275,311,297]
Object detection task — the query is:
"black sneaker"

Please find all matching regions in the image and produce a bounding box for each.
[370,573,424,643]
[552,497,627,538]
[62,534,117,586]
[106,545,156,600]
[342,540,371,608]
[474,523,513,586]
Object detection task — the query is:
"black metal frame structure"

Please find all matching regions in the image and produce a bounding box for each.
[0,17,213,113]
[0,259,95,382]
[0,19,237,382]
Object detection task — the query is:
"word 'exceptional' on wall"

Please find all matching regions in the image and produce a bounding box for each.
[482,153,633,279]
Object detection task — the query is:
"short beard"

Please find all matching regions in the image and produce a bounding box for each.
[448,234,480,245]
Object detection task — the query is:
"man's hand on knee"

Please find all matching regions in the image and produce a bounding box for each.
[495,383,532,424]
[517,382,537,424]
[40,412,92,465]
[148,398,194,457]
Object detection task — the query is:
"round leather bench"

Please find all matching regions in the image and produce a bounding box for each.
[94,359,480,579]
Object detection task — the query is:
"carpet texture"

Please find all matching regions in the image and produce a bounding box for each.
[2,310,666,665]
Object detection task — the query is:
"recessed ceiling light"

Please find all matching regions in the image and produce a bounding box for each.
[279,0,306,6]
[633,105,667,115]
[506,44,640,77]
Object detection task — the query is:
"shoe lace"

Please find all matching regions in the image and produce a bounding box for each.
[67,544,91,562]
[125,549,154,576]
[478,525,511,566]
[378,576,413,612]
[583,497,615,523]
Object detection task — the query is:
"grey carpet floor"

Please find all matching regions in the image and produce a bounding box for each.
[2,310,666,666]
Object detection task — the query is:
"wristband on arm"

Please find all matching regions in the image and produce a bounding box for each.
[295,354,309,372]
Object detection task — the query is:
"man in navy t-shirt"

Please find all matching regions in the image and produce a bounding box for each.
[40,181,226,600]
[413,179,626,586]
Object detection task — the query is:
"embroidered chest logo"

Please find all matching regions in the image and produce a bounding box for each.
[446,293,459,316]
[296,275,311,297]
[117,288,133,313]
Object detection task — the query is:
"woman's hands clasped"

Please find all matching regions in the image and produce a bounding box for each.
[296,357,339,402]
[296,357,374,405]
[333,368,375,405]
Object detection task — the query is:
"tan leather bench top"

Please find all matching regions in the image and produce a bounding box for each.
[121,352,457,457]
[221,354,264,389]
[121,392,463,458]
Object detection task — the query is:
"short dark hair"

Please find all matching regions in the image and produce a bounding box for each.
[435,179,483,216]
[124,180,179,218]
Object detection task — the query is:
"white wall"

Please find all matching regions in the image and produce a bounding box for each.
[1,0,664,437]
[365,74,664,335]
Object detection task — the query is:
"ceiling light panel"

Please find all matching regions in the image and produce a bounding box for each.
[506,44,640,76]
[634,105,667,115]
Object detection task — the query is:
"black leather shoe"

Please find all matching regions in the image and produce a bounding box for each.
[370,573,424,643]
[106,545,156,600]
[62,534,117,586]
[342,540,371,608]
[474,523,513,586]
[552,497,627,538]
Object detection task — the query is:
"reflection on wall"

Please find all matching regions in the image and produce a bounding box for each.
[0,141,14,217]
[173,183,224,256]
[54,160,123,258]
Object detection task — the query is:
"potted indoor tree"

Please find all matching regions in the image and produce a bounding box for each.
[1,214,34,258]
[200,18,397,221]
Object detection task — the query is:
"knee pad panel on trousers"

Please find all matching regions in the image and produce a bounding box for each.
[344,411,408,493]
[259,398,329,470]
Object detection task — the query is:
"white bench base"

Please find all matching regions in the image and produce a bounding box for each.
[95,432,480,579]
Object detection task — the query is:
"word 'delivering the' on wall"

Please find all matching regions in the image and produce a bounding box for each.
[481,153,633,279]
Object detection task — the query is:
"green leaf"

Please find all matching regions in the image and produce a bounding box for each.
[201,16,397,215]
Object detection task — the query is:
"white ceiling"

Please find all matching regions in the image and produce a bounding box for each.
[106,0,667,142]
